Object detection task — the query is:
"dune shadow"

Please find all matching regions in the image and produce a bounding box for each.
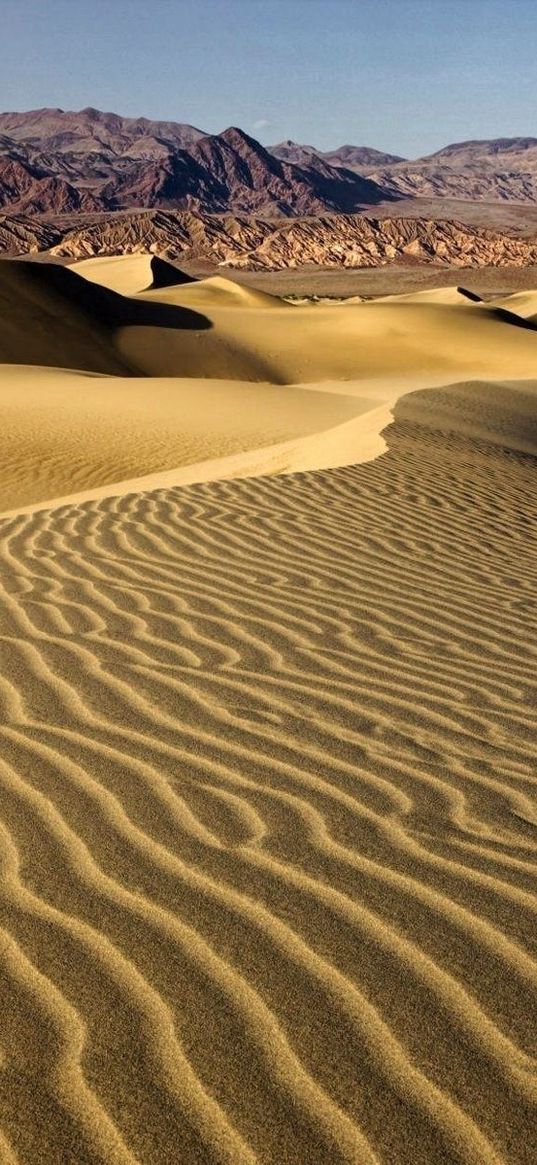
[480,304,537,332]
[149,256,198,289]
[456,286,482,303]
[20,260,211,332]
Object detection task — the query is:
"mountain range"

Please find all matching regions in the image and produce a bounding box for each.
[2,107,537,220]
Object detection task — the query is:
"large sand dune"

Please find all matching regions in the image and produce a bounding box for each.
[2,259,537,513]
[0,365,376,511]
[0,255,536,1163]
[121,279,537,384]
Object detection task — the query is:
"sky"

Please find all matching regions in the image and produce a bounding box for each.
[1,0,536,157]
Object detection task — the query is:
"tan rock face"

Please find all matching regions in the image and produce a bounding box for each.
[40,210,537,271]
[0,213,61,254]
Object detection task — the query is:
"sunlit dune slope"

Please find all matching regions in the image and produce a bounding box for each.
[347,286,477,305]
[120,279,537,383]
[73,253,196,296]
[0,366,374,511]
[0,402,536,1164]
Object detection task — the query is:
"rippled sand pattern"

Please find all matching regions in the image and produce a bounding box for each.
[0,418,536,1165]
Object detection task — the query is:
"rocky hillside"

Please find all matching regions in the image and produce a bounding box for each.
[48,210,271,263]
[219,215,537,269]
[270,141,406,170]
[339,138,537,202]
[0,212,62,254]
[36,209,537,270]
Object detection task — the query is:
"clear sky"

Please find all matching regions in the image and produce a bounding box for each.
[1,0,536,157]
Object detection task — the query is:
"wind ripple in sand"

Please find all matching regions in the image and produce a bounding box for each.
[0,419,536,1163]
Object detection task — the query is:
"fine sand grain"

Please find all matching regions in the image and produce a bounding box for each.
[0,256,536,1164]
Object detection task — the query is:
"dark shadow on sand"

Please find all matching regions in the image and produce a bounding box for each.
[19,260,211,332]
[149,256,198,289]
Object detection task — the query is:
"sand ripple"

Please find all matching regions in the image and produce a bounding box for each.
[0,418,536,1163]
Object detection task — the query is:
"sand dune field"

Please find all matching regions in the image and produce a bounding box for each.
[0,255,536,1164]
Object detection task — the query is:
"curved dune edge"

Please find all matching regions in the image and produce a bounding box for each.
[0,402,393,518]
[72,253,197,296]
[0,363,382,514]
[3,369,537,519]
[0,405,536,1163]
[4,374,537,519]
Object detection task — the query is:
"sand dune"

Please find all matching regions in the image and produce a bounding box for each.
[1,413,537,1164]
[2,258,537,511]
[0,258,132,375]
[0,259,210,374]
[348,285,477,305]
[0,365,376,511]
[73,253,196,296]
[120,281,537,384]
[487,289,537,320]
[1,255,537,1163]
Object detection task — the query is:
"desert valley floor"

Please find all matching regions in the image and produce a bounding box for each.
[0,255,536,1164]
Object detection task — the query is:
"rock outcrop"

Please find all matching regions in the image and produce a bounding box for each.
[37,209,537,270]
[0,212,62,254]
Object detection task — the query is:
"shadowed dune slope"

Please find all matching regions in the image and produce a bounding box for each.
[0,260,132,375]
[0,406,537,1164]
[150,255,198,289]
[0,260,210,373]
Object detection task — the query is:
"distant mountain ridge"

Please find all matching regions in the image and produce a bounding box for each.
[2,107,537,219]
[270,140,406,170]
[2,109,535,238]
[0,107,390,217]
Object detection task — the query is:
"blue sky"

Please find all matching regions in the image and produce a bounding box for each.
[1,0,536,157]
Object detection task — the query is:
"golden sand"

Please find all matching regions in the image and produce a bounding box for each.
[0,256,536,1163]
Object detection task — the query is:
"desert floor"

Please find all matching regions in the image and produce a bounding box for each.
[0,254,536,1164]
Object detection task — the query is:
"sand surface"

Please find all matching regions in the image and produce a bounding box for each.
[0,366,374,511]
[0,256,537,1163]
[71,254,159,295]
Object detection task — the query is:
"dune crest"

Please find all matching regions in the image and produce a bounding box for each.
[72,253,197,296]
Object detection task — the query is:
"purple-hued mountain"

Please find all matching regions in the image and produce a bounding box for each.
[1,109,537,218]
[0,107,390,216]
